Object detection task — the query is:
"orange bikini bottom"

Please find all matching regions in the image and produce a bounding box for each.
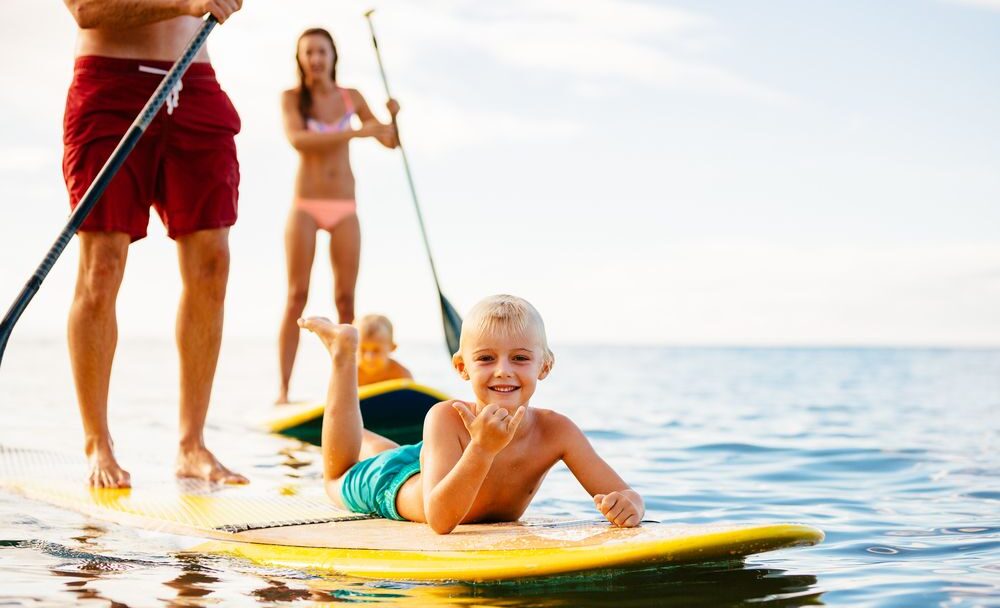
[294,197,357,231]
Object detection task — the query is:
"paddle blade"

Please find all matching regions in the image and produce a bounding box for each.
[439,293,463,356]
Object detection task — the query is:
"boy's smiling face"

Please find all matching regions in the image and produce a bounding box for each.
[454,327,552,409]
[358,333,394,374]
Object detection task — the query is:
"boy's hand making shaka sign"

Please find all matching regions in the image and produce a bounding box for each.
[452,401,527,455]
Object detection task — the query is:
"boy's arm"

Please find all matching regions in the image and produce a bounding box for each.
[557,415,645,527]
[421,401,525,534]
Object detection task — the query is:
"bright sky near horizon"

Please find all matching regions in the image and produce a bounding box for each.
[0,0,997,347]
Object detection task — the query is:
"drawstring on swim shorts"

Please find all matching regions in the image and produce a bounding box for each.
[137,65,182,115]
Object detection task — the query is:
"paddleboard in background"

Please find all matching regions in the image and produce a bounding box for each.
[0,446,823,582]
[267,379,449,445]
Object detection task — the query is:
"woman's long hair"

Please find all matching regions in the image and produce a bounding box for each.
[296,28,338,121]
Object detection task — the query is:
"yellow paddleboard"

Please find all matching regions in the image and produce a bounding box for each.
[0,446,823,582]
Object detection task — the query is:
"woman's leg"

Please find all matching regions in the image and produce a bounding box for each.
[277,209,317,404]
[328,213,361,324]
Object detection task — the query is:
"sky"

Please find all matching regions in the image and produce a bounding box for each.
[0,0,998,347]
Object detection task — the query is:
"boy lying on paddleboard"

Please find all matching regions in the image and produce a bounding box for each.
[299,294,645,534]
[356,314,413,386]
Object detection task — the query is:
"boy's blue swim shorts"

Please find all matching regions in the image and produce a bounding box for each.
[340,441,422,521]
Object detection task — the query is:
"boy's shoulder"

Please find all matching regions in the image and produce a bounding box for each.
[530,407,582,437]
[425,399,466,426]
[526,406,561,422]
[388,359,412,378]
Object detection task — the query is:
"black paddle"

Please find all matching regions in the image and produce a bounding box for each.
[363,9,463,357]
[0,16,219,369]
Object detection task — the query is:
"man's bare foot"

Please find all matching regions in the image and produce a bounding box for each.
[275,391,290,406]
[297,317,358,358]
[86,439,131,489]
[176,444,249,484]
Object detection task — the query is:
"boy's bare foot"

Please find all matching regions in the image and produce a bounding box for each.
[297,317,358,358]
[176,444,249,484]
[86,439,131,489]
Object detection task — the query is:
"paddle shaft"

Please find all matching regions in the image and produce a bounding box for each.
[363,11,462,355]
[0,16,218,368]
[363,15,443,294]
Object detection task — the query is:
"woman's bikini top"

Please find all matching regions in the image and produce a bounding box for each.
[306,87,356,133]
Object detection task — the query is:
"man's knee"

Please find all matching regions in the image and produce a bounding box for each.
[198,248,230,285]
[182,234,230,291]
[75,238,128,308]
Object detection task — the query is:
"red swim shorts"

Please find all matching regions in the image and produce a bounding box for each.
[62,56,241,242]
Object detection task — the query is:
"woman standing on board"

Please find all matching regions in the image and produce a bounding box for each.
[277,28,400,404]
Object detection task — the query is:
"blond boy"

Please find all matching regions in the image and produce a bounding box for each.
[356,314,413,386]
[299,295,644,534]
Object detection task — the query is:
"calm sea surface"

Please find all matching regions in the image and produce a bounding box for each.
[0,338,997,606]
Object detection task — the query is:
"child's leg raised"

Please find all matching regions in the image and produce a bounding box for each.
[298,317,364,502]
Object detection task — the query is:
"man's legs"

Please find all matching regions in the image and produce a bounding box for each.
[174,227,247,484]
[68,231,131,488]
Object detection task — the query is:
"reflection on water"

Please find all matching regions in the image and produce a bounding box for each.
[301,563,821,607]
[250,578,316,603]
[163,558,221,603]
[1,341,999,606]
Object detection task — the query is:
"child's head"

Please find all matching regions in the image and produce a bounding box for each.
[452,295,554,408]
[356,314,396,374]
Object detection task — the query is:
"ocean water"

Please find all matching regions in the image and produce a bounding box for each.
[0,337,997,607]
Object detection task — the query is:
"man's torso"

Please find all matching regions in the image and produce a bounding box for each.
[75,16,210,62]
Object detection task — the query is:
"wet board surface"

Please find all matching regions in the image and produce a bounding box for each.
[266,379,449,445]
[0,446,823,582]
